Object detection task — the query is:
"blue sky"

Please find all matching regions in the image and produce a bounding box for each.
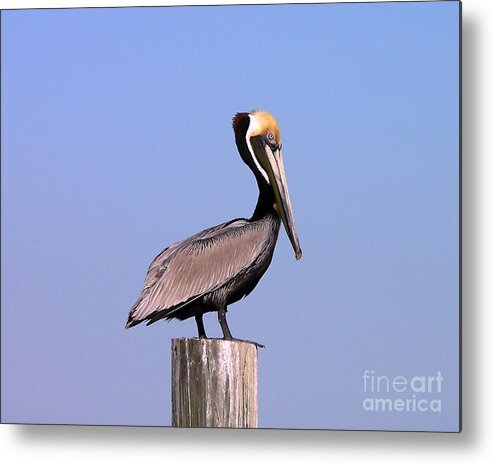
[1,1,459,431]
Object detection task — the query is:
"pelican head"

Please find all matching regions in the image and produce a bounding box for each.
[233,110,302,260]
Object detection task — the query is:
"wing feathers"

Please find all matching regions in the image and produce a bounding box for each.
[126,219,269,326]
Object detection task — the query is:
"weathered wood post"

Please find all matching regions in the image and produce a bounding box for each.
[171,338,258,428]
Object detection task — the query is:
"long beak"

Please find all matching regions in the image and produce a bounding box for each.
[251,137,302,260]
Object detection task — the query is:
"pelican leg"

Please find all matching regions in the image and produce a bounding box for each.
[218,307,265,348]
[218,307,233,340]
[195,314,207,338]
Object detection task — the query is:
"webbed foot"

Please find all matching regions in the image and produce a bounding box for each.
[223,336,265,349]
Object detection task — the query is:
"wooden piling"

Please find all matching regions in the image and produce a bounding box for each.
[171,338,258,428]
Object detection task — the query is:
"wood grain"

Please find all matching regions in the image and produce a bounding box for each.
[172,338,258,428]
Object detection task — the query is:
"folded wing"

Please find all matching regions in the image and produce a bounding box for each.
[126,219,270,327]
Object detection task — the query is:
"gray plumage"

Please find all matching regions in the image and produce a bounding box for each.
[126,213,280,328]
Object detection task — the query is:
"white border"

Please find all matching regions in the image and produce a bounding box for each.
[1,1,493,463]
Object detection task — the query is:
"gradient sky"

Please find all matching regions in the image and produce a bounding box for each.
[1,1,460,431]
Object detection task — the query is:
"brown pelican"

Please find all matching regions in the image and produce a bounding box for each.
[126,110,301,344]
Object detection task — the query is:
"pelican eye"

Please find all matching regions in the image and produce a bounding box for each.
[265,132,279,152]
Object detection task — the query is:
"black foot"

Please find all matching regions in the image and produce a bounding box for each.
[223,336,265,349]
[217,307,264,348]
